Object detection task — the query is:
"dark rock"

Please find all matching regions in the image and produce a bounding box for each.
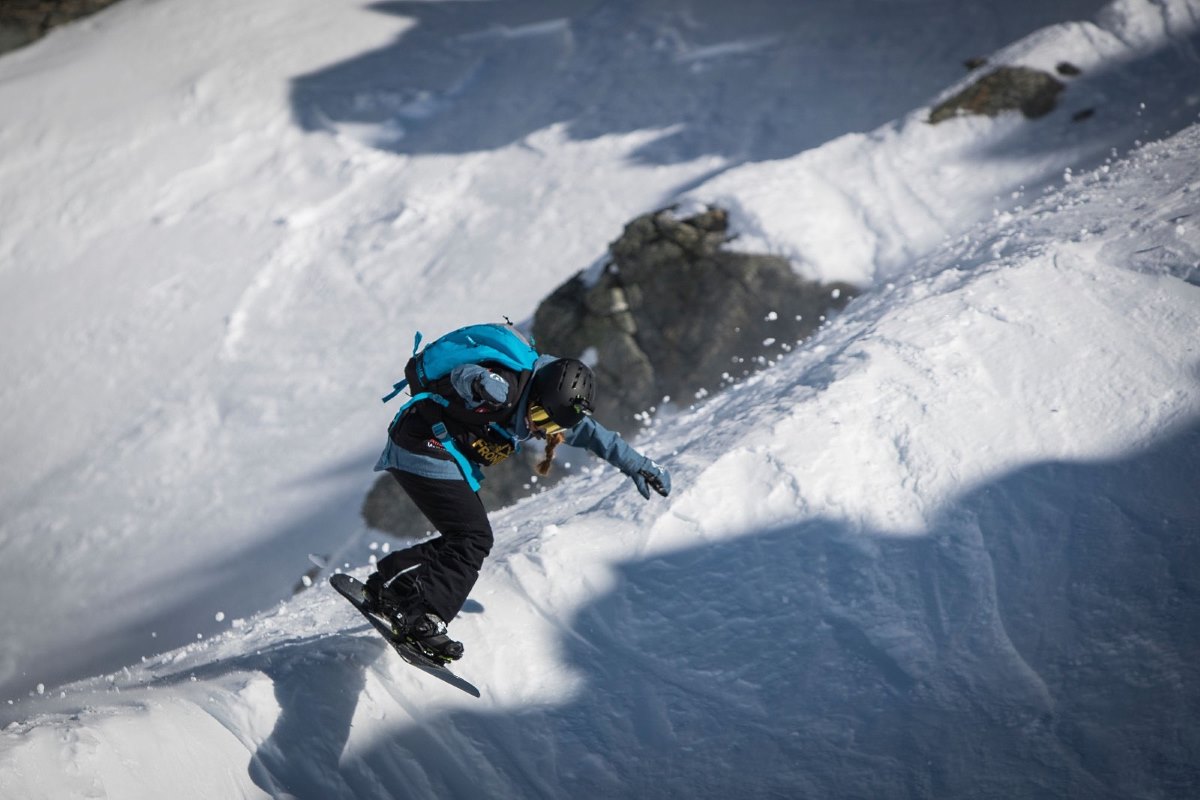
[0,0,123,55]
[1072,108,1096,122]
[532,206,857,433]
[963,56,989,71]
[929,66,1066,124]
[1056,61,1083,77]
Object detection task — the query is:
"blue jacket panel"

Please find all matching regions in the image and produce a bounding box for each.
[374,436,463,480]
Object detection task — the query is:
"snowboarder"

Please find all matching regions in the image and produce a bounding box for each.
[365,329,672,663]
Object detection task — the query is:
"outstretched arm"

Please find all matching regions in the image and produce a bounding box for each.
[564,417,671,499]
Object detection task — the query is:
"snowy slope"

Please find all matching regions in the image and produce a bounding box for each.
[3,116,1199,800]
[0,0,1131,705]
[1,0,1199,797]
[697,0,1200,286]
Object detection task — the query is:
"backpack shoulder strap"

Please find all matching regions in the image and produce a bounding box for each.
[430,422,483,491]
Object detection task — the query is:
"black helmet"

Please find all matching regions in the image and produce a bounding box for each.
[529,358,595,429]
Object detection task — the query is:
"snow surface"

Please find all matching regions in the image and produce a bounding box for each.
[1,0,1199,797]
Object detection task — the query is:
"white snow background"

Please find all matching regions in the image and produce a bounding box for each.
[1,0,1199,797]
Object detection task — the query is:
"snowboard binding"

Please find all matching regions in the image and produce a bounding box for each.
[365,573,464,663]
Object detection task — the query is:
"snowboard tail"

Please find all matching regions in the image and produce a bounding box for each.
[329,572,480,698]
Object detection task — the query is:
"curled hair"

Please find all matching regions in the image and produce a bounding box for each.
[535,431,566,476]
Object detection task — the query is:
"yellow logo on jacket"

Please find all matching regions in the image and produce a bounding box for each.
[470,439,514,465]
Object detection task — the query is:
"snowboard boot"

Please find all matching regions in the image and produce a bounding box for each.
[405,612,465,663]
[364,571,418,621]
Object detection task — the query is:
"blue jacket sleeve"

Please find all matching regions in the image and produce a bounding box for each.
[562,416,648,475]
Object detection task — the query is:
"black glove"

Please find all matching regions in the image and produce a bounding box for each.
[631,459,671,499]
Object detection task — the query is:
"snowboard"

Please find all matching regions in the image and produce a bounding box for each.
[329,572,480,698]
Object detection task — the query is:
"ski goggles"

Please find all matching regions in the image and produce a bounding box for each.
[527,403,566,436]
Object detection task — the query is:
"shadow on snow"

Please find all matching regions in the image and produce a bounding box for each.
[242,416,1198,799]
[289,0,1116,165]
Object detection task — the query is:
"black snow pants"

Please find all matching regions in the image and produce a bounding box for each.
[373,468,494,623]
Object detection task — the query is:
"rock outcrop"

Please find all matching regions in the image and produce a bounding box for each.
[532,206,856,431]
[929,65,1066,124]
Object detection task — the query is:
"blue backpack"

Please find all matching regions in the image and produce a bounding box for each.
[381,322,540,489]
[382,322,539,403]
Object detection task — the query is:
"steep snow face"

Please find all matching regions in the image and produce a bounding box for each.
[4,110,1200,800]
[2,0,1199,797]
[0,0,1130,704]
